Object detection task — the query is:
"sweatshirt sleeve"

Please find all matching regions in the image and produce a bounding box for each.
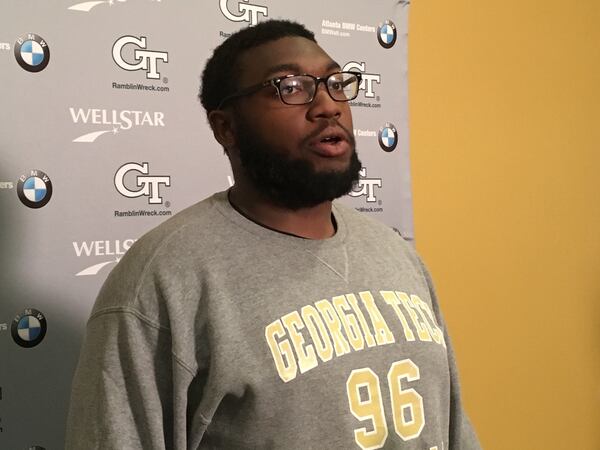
[64,308,197,450]
[418,258,482,450]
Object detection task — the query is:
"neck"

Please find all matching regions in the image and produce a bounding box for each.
[228,182,336,239]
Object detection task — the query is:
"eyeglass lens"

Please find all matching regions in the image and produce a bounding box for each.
[279,73,359,105]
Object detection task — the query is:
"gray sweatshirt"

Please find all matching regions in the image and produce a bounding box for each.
[65,191,481,450]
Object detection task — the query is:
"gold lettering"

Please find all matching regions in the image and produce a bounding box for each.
[408,294,446,347]
[265,320,297,382]
[281,311,318,374]
[333,295,364,351]
[301,305,334,362]
[380,291,416,341]
[396,292,431,342]
[315,299,351,356]
[347,293,377,347]
[359,291,395,345]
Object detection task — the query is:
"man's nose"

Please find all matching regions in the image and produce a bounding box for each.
[306,82,343,120]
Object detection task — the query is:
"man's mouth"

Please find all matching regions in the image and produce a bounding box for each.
[309,128,350,157]
[320,135,342,144]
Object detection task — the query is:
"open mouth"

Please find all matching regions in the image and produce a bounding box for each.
[311,132,349,157]
[320,135,342,144]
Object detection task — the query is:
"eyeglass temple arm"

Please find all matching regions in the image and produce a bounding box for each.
[343,72,362,87]
[216,80,272,109]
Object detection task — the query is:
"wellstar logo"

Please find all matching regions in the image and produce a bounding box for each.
[68,0,129,12]
[73,238,136,276]
[69,107,165,143]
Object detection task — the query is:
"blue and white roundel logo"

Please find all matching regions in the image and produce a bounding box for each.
[378,123,398,152]
[377,20,397,49]
[14,34,50,72]
[11,309,47,348]
[17,169,53,208]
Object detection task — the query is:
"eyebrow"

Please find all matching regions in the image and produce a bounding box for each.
[261,60,341,79]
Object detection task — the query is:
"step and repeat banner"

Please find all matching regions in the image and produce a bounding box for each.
[0,1,412,448]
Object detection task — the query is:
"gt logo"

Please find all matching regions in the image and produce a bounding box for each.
[342,61,381,99]
[114,162,170,204]
[112,36,168,80]
[349,168,382,203]
[219,0,268,26]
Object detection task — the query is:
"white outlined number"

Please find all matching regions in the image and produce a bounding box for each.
[346,359,425,449]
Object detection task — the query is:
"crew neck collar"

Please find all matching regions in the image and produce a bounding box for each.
[212,190,347,248]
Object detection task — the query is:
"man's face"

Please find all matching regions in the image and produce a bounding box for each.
[230,36,362,209]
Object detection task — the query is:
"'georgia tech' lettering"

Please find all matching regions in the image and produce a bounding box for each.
[265,290,445,383]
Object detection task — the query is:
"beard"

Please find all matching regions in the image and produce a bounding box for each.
[233,115,362,210]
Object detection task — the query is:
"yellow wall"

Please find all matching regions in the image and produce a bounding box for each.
[409,1,600,449]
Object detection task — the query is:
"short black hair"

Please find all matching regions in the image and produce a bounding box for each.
[199,20,316,115]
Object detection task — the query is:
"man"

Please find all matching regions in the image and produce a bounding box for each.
[66,20,480,450]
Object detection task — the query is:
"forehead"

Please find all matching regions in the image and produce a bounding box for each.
[236,36,338,84]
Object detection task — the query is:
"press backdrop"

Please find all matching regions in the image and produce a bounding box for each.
[0,1,412,448]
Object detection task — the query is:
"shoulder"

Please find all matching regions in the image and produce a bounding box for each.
[119,192,224,267]
[333,200,428,274]
[90,192,228,315]
[333,201,412,246]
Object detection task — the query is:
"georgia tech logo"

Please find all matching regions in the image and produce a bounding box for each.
[112,36,168,80]
[73,238,136,276]
[17,169,52,208]
[14,34,50,72]
[378,123,398,152]
[69,107,165,143]
[342,61,381,98]
[115,162,170,204]
[12,308,47,348]
[349,168,382,203]
[377,20,397,49]
[219,0,268,26]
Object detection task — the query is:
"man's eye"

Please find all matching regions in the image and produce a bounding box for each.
[330,81,343,91]
[281,82,304,95]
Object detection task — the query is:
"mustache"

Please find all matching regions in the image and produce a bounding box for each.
[300,120,356,148]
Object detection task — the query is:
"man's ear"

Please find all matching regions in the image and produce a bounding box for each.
[208,109,236,150]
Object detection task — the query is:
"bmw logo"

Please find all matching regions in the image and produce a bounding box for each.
[377,20,397,49]
[378,123,398,152]
[14,33,50,72]
[17,169,53,208]
[11,308,47,348]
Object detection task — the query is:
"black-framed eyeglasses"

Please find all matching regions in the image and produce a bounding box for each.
[216,71,363,109]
